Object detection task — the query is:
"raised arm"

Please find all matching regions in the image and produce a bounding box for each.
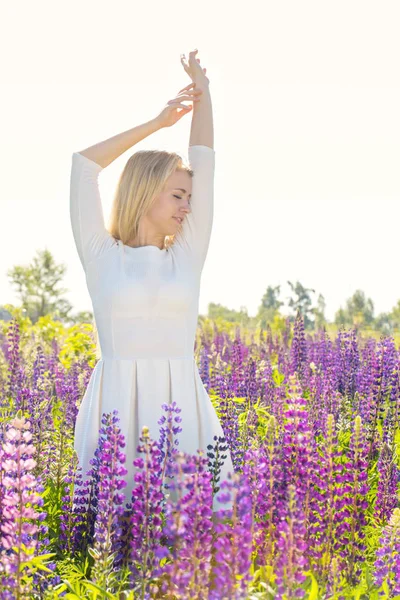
[172,54,216,273]
[172,144,215,274]
[70,119,162,270]
[70,152,116,270]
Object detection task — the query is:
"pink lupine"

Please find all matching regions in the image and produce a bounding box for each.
[0,414,47,598]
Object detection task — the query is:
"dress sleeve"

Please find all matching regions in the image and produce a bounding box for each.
[69,152,116,271]
[173,145,215,274]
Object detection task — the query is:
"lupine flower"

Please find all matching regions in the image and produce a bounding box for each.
[216,396,244,473]
[122,426,166,594]
[157,401,183,490]
[70,445,102,556]
[333,414,369,586]
[208,471,253,600]
[274,484,309,599]
[290,312,308,385]
[207,434,229,496]
[157,450,214,599]
[374,438,400,524]
[278,391,315,512]
[307,412,347,583]
[5,319,26,409]
[0,413,47,597]
[89,410,128,591]
[372,507,400,595]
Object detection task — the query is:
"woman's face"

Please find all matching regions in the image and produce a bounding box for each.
[144,170,193,237]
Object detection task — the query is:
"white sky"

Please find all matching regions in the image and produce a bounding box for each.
[1,0,399,323]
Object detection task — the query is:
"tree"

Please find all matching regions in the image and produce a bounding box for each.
[311,293,327,330]
[287,280,316,329]
[207,302,250,325]
[374,300,400,335]
[256,285,284,328]
[7,248,74,324]
[260,285,284,311]
[334,289,374,328]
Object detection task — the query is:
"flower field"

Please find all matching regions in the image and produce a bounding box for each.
[0,313,400,599]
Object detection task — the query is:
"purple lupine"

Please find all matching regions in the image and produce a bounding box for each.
[290,312,308,385]
[59,454,84,554]
[380,337,400,443]
[68,462,95,555]
[70,445,102,556]
[121,426,166,595]
[216,395,243,472]
[307,412,347,583]
[372,507,400,595]
[278,391,315,512]
[367,340,391,462]
[239,414,283,571]
[4,320,26,408]
[199,343,211,388]
[240,444,271,566]
[243,358,258,403]
[325,556,346,600]
[156,451,214,599]
[89,410,128,591]
[157,401,183,491]
[114,401,183,576]
[333,414,369,586]
[274,484,309,599]
[374,438,400,524]
[0,414,47,598]
[208,471,253,600]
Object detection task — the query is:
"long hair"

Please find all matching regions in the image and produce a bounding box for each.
[92,149,194,360]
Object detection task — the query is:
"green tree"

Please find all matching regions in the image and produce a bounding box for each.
[257,285,284,328]
[287,280,316,329]
[207,302,250,325]
[7,248,74,324]
[311,293,327,330]
[334,289,374,328]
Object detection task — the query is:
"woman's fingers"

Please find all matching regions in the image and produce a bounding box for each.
[177,88,203,99]
[168,100,193,110]
[168,96,201,106]
[178,82,195,93]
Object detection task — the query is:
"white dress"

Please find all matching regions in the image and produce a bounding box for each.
[70,145,234,512]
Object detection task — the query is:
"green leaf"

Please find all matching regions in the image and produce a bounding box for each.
[307,572,319,600]
[82,580,116,599]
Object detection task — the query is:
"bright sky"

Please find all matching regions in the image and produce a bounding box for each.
[1,1,399,323]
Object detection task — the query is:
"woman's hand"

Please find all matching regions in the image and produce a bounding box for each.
[180,49,209,86]
[154,83,203,129]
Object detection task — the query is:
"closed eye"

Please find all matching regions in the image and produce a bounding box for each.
[174,194,191,204]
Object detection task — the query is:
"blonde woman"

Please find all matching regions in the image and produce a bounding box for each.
[70,49,233,512]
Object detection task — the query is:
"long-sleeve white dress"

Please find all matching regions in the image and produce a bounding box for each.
[69,145,234,512]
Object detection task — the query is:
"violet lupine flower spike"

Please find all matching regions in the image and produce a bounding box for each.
[290,311,308,387]
[209,471,253,600]
[124,425,166,594]
[372,507,400,595]
[374,439,400,525]
[157,401,183,491]
[334,414,369,586]
[307,412,346,584]
[88,410,128,592]
[274,484,309,599]
[157,450,214,599]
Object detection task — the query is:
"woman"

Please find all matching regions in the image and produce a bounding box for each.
[70,49,233,512]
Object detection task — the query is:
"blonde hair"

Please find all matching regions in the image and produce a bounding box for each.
[92,149,194,360]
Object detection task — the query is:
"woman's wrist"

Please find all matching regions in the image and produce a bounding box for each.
[193,78,209,90]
